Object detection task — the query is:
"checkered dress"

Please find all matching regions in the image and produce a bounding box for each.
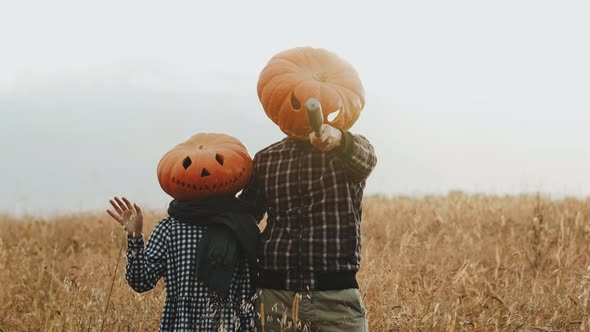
[126,216,256,332]
[241,132,377,291]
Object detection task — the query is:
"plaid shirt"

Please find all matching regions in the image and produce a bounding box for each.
[241,132,377,291]
[126,217,256,332]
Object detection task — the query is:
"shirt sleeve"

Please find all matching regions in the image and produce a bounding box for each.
[239,153,268,223]
[334,131,378,183]
[125,218,170,293]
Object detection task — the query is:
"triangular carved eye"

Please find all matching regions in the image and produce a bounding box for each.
[183,156,192,169]
[290,92,301,111]
[215,153,224,166]
[201,168,210,177]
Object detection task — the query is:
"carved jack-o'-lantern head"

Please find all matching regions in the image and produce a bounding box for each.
[257,47,365,140]
[157,133,252,200]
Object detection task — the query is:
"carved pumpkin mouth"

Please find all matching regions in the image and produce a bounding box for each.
[171,166,247,193]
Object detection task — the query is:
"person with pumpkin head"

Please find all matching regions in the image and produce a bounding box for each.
[106,133,260,332]
[241,47,377,331]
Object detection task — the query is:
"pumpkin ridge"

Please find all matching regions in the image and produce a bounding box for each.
[301,50,317,71]
[261,75,301,105]
[274,57,313,73]
[258,70,298,95]
[331,89,353,125]
[327,82,365,110]
[264,71,299,87]
[328,76,365,94]
[291,80,319,110]
[266,80,308,119]
[260,74,300,107]
[271,57,303,69]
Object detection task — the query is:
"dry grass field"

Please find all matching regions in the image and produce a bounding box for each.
[1,193,590,331]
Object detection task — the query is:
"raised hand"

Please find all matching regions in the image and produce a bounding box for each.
[106,196,144,238]
[309,124,343,152]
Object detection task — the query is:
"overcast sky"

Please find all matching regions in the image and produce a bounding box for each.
[1,0,589,215]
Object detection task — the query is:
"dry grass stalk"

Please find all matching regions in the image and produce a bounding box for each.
[1,193,590,331]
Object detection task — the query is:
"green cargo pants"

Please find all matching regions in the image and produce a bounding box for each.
[254,288,369,332]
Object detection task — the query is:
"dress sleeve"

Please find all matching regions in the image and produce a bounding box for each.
[334,131,378,183]
[125,218,170,293]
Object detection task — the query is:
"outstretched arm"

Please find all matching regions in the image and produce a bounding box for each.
[309,125,377,183]
[107,197,167,293]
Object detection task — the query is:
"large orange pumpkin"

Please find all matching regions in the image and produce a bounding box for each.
[257,47,365,140]
[157,133,252,200]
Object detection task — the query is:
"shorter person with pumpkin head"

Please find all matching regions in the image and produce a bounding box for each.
[106,133,259,332]
[241,47,377,331]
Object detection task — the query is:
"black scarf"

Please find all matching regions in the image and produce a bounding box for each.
[168,196,259,298]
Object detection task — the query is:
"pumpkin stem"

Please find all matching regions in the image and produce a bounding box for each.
[312,72,328,82]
